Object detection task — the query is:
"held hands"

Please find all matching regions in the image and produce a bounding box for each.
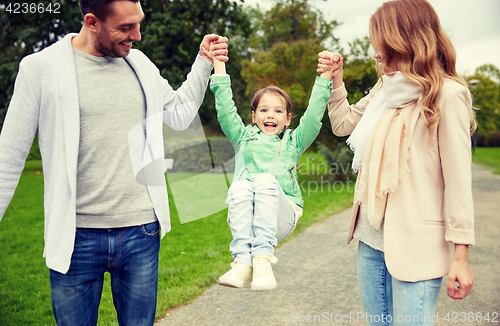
[317,51,343,88]
[200,34,229,64]
[447,244,474,300]
[206,37,227,75]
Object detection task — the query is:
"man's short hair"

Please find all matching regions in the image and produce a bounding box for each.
[78,0,140,21]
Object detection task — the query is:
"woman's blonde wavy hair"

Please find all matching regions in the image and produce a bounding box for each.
[369,0,477,135]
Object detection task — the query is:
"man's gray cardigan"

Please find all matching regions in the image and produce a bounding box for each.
[0,34,213,273]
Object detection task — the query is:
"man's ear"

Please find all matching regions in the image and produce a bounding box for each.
[84,13,99,32]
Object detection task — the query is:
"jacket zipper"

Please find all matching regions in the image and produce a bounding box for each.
[275,139,282,178]
[288,167,297,193]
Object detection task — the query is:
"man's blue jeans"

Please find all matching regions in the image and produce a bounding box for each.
[357,241,442,326]
[49,221,160,326]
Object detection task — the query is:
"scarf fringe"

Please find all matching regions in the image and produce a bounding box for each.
[346,139,359,173]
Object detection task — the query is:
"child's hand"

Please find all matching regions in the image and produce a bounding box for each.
[317,51,343,87]
[200,34,229,64]
[209,37,227,75]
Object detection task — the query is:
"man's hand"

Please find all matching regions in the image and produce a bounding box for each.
[447,244,474,299]
[200,34,228,63]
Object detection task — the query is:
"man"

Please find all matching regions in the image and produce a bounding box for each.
[0,0,228,325]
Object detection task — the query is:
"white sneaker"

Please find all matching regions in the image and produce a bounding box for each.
[218,262,252,288]
[251,256,278,291]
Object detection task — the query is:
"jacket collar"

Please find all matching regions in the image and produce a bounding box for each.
[248,125,287,139]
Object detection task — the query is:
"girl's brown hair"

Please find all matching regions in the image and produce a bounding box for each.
[370,0,476,135]
[250,86,293,120]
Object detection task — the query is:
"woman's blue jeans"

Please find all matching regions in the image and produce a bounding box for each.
[357,241,442,326]
[49,221,160,326]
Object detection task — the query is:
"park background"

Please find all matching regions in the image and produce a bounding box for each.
[1,0,499,325]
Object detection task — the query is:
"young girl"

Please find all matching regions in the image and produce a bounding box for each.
[207,46,336,291]
[318,0,475,323]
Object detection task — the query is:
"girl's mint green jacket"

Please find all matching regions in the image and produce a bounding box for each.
[210,75,332,208]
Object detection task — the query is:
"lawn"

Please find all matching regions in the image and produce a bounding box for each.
[472,147,500,175]
[0,152,353,325]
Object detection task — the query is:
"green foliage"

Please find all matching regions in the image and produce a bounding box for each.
[247,0,340,51]
[240,0,344,146]
[0,0,83,127]
[241,2,378,148]
[138,0,251,88]
[136,0,252,128]
[465,65,500,138]
[343,37,379,104]
[0,0,253,129]
[242,38,324,121]
[476,63,500,84]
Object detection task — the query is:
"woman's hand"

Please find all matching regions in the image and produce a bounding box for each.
[447,244,474,299]
[317,51,343,88]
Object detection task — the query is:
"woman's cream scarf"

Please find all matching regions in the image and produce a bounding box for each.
[347,72,423,229]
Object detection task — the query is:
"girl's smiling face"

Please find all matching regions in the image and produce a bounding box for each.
[252,93,291,136]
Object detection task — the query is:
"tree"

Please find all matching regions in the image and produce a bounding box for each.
[0,0,253,130]
[466,65,500,139]
[0,0,82,128]
[242,39,325,125]
[476,63,500,84]
[135,0,252,130]
[240,0,343,147]
[247,0,338,52]
[342,36,378,105]
[241,1,379,148]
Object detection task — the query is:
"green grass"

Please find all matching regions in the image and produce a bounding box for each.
[0,152,354,325]
[472,147,500,175]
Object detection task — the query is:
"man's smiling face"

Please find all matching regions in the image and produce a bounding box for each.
[94,1,144,57]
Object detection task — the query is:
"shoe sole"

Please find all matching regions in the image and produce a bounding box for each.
[251,282,277,291]
[217,279,251,288]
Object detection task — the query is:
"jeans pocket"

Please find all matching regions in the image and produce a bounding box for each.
[141,221,160,237]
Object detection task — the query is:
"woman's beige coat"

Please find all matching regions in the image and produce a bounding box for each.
[329,78,475,282]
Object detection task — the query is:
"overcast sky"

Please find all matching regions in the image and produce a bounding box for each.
[241,0,500,76]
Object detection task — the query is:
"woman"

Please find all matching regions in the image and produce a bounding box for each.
[317,0,475,324]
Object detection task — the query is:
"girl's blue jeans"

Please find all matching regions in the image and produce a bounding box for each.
[357,241,442,326]
[227,173,296,267]
[49,221,160,326]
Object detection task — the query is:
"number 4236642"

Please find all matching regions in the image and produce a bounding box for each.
[4,2,61,14]
[443,312,498,323]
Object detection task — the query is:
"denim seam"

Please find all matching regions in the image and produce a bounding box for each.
[108,232,123,268]
[141,224,160,237]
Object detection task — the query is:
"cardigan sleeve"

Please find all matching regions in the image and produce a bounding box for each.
[0,59,40,219]
[159,54,214,131]
[437,81,475,245]
[328,81,379,137]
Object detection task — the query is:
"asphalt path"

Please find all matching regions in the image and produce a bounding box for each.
[155,163,500,326]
